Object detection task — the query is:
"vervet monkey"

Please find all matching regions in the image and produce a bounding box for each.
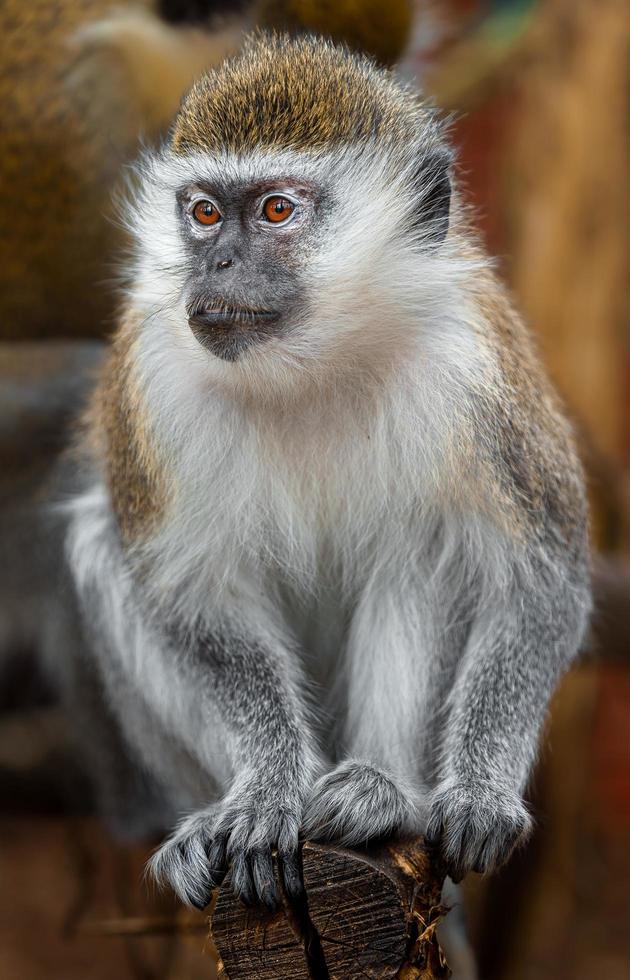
[62,34,591,910]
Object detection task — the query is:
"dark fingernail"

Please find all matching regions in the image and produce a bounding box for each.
[260,881,279,910]
[280,858,304,898]
[207,839,228,886]
[231,852,254,907]
[235,878,255,908]
[251,850,278,909]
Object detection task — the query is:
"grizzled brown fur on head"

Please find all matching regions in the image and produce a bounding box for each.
[171,33,427,156]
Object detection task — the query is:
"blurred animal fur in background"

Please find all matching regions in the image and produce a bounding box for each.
[0,0,412,341]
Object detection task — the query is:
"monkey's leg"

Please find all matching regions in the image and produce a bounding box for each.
[426,546,589,881]
[148,621,323,910]
[303,585,427,845]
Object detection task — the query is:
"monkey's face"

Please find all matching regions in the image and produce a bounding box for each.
[131,141,455,397]
[177,176,321,362]
[127,36,461,396]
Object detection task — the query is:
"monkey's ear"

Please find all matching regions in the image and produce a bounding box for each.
[411,146,452,245]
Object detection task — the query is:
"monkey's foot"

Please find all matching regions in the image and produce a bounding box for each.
[426,779,532,881]
[148,784,303,911]
[302,760,421,847]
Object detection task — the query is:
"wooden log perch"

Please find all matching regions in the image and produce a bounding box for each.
[211,837,450,979]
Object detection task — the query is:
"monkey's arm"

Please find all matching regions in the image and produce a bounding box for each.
[426,502,591,880]
[147,616,323,909]
[69,489,321,908]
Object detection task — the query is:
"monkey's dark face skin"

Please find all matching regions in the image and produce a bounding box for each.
[178,178,321,361]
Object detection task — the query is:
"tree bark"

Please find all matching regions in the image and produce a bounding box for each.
[211,837,450,979]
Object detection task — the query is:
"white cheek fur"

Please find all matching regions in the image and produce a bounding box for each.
[122,145,486,395]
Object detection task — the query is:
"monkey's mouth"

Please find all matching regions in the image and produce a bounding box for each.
[187,305,281,361]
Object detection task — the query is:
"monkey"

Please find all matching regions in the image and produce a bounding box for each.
[0,0,412,341]
[57,33,590,911]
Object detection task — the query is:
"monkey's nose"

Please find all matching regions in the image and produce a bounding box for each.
[216,258,233,271]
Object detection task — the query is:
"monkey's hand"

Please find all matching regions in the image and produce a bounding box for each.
[425,779,532,882]
[148,772,305,910]
[302,760,422,847]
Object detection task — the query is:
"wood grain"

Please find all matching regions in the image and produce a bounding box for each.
[211,837,450,979]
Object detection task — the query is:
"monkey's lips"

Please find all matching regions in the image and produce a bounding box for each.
[187,307,281,362]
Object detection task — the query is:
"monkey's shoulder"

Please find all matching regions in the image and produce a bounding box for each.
[84,316,172,545]
[469,282,587,549]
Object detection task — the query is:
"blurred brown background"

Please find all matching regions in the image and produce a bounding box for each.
[1,1,629,977]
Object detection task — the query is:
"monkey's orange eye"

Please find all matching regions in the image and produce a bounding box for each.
[263,196,295,223]
[193,200,221,225]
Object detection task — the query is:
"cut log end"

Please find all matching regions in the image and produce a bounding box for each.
[211,837,451,979]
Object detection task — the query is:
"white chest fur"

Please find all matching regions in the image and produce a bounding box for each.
[143,365,432,618]
[133,302,489,642]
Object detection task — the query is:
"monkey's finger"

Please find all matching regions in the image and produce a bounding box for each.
[471,824,522,876]
[205,833,229,887]
[424,822,445,849]
[426,818,470,882]
[231,850,256,907]
[278,848,303,899]
[446,836,473,883]
[169,841,215,907]
[251,849,279,909]
[440,838,469,883]
[187,888,214,911]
